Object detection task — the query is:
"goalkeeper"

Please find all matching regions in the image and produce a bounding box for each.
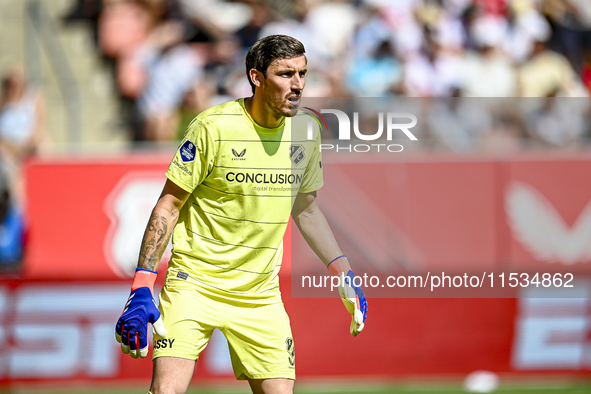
[115,34,367,394]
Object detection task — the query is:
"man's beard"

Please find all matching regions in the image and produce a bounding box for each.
[264,90,298,118]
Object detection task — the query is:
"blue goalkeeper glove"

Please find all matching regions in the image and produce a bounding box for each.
[115,268,167,358]
[328,256,368,336]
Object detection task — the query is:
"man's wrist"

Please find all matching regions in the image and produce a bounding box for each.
[327,255,351,277]
[137,267,157,275]
[131,268,158,292]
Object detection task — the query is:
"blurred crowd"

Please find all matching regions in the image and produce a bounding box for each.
[56,0,591,147]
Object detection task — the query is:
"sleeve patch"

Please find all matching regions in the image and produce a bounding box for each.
[180,140,197,163]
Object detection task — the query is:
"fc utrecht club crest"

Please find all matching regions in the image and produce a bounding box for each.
[290,145,304,166]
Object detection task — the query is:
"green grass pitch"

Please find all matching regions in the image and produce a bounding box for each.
[10,381,591,394]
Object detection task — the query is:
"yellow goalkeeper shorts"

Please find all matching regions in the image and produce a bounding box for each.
[153,276,295,380]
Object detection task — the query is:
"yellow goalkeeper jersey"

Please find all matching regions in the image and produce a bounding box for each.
[165,98,323,303]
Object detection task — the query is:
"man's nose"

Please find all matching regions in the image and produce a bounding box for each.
[292,74,304,91]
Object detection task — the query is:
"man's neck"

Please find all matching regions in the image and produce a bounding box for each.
[244,96,284,129]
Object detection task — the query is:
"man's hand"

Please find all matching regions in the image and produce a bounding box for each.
[115,268,167,358]
[328,256,368,336]
[338,270,368,336]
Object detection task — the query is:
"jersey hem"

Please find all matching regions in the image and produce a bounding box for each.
[152,353,197,362]
[166,172,193,193]
[298,181,324,194]
[164,269,284,306]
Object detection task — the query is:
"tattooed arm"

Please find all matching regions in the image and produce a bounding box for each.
[137,179,191,271]
[116,179,190,357]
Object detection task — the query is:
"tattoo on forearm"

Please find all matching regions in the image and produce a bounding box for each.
[138,214,170,271]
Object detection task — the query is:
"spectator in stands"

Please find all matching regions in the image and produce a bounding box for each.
[175,36,247,140]
[480,105,526,153]
[0,164,25,270]
[517,38,587,96]
[177,0,254,43]
[368,0,424,60]
[346,39,402,96]
[426,95,492,151]
[523,95,588,147]
[542,0,591,72]
[235,0,273,50]
[61,0,103,48]
[98,0,154,67]
[460,14,518,96]
[259,0,356,73]
[351,4,392,61]
[0,66,45,207]
[503,1,552,64]
[202,35,242,103]
[98,0,157,138]
[134,22,203,142]
[0,67,44,160]
[580,48,591,93]
[402,31,464,97]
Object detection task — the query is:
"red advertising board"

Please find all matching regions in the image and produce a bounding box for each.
[0,279,519,384]
[503,158,591,270]
[3,278,590,385]
[25,155,171,280]
[24,153,591,281]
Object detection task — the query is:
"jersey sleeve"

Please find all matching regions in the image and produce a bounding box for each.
[299,128,324,193]
[165,118,217,192]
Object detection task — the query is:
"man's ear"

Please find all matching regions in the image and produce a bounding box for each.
[249,69,264,88]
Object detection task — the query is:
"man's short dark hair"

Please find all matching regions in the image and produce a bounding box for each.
[245,35,306,93]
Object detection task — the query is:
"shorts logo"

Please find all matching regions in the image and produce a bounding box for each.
[285,337,295,367]
[290,145,304,166]
[180,140,196,163]
[154,338,175,349]
[177,271,188,280]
